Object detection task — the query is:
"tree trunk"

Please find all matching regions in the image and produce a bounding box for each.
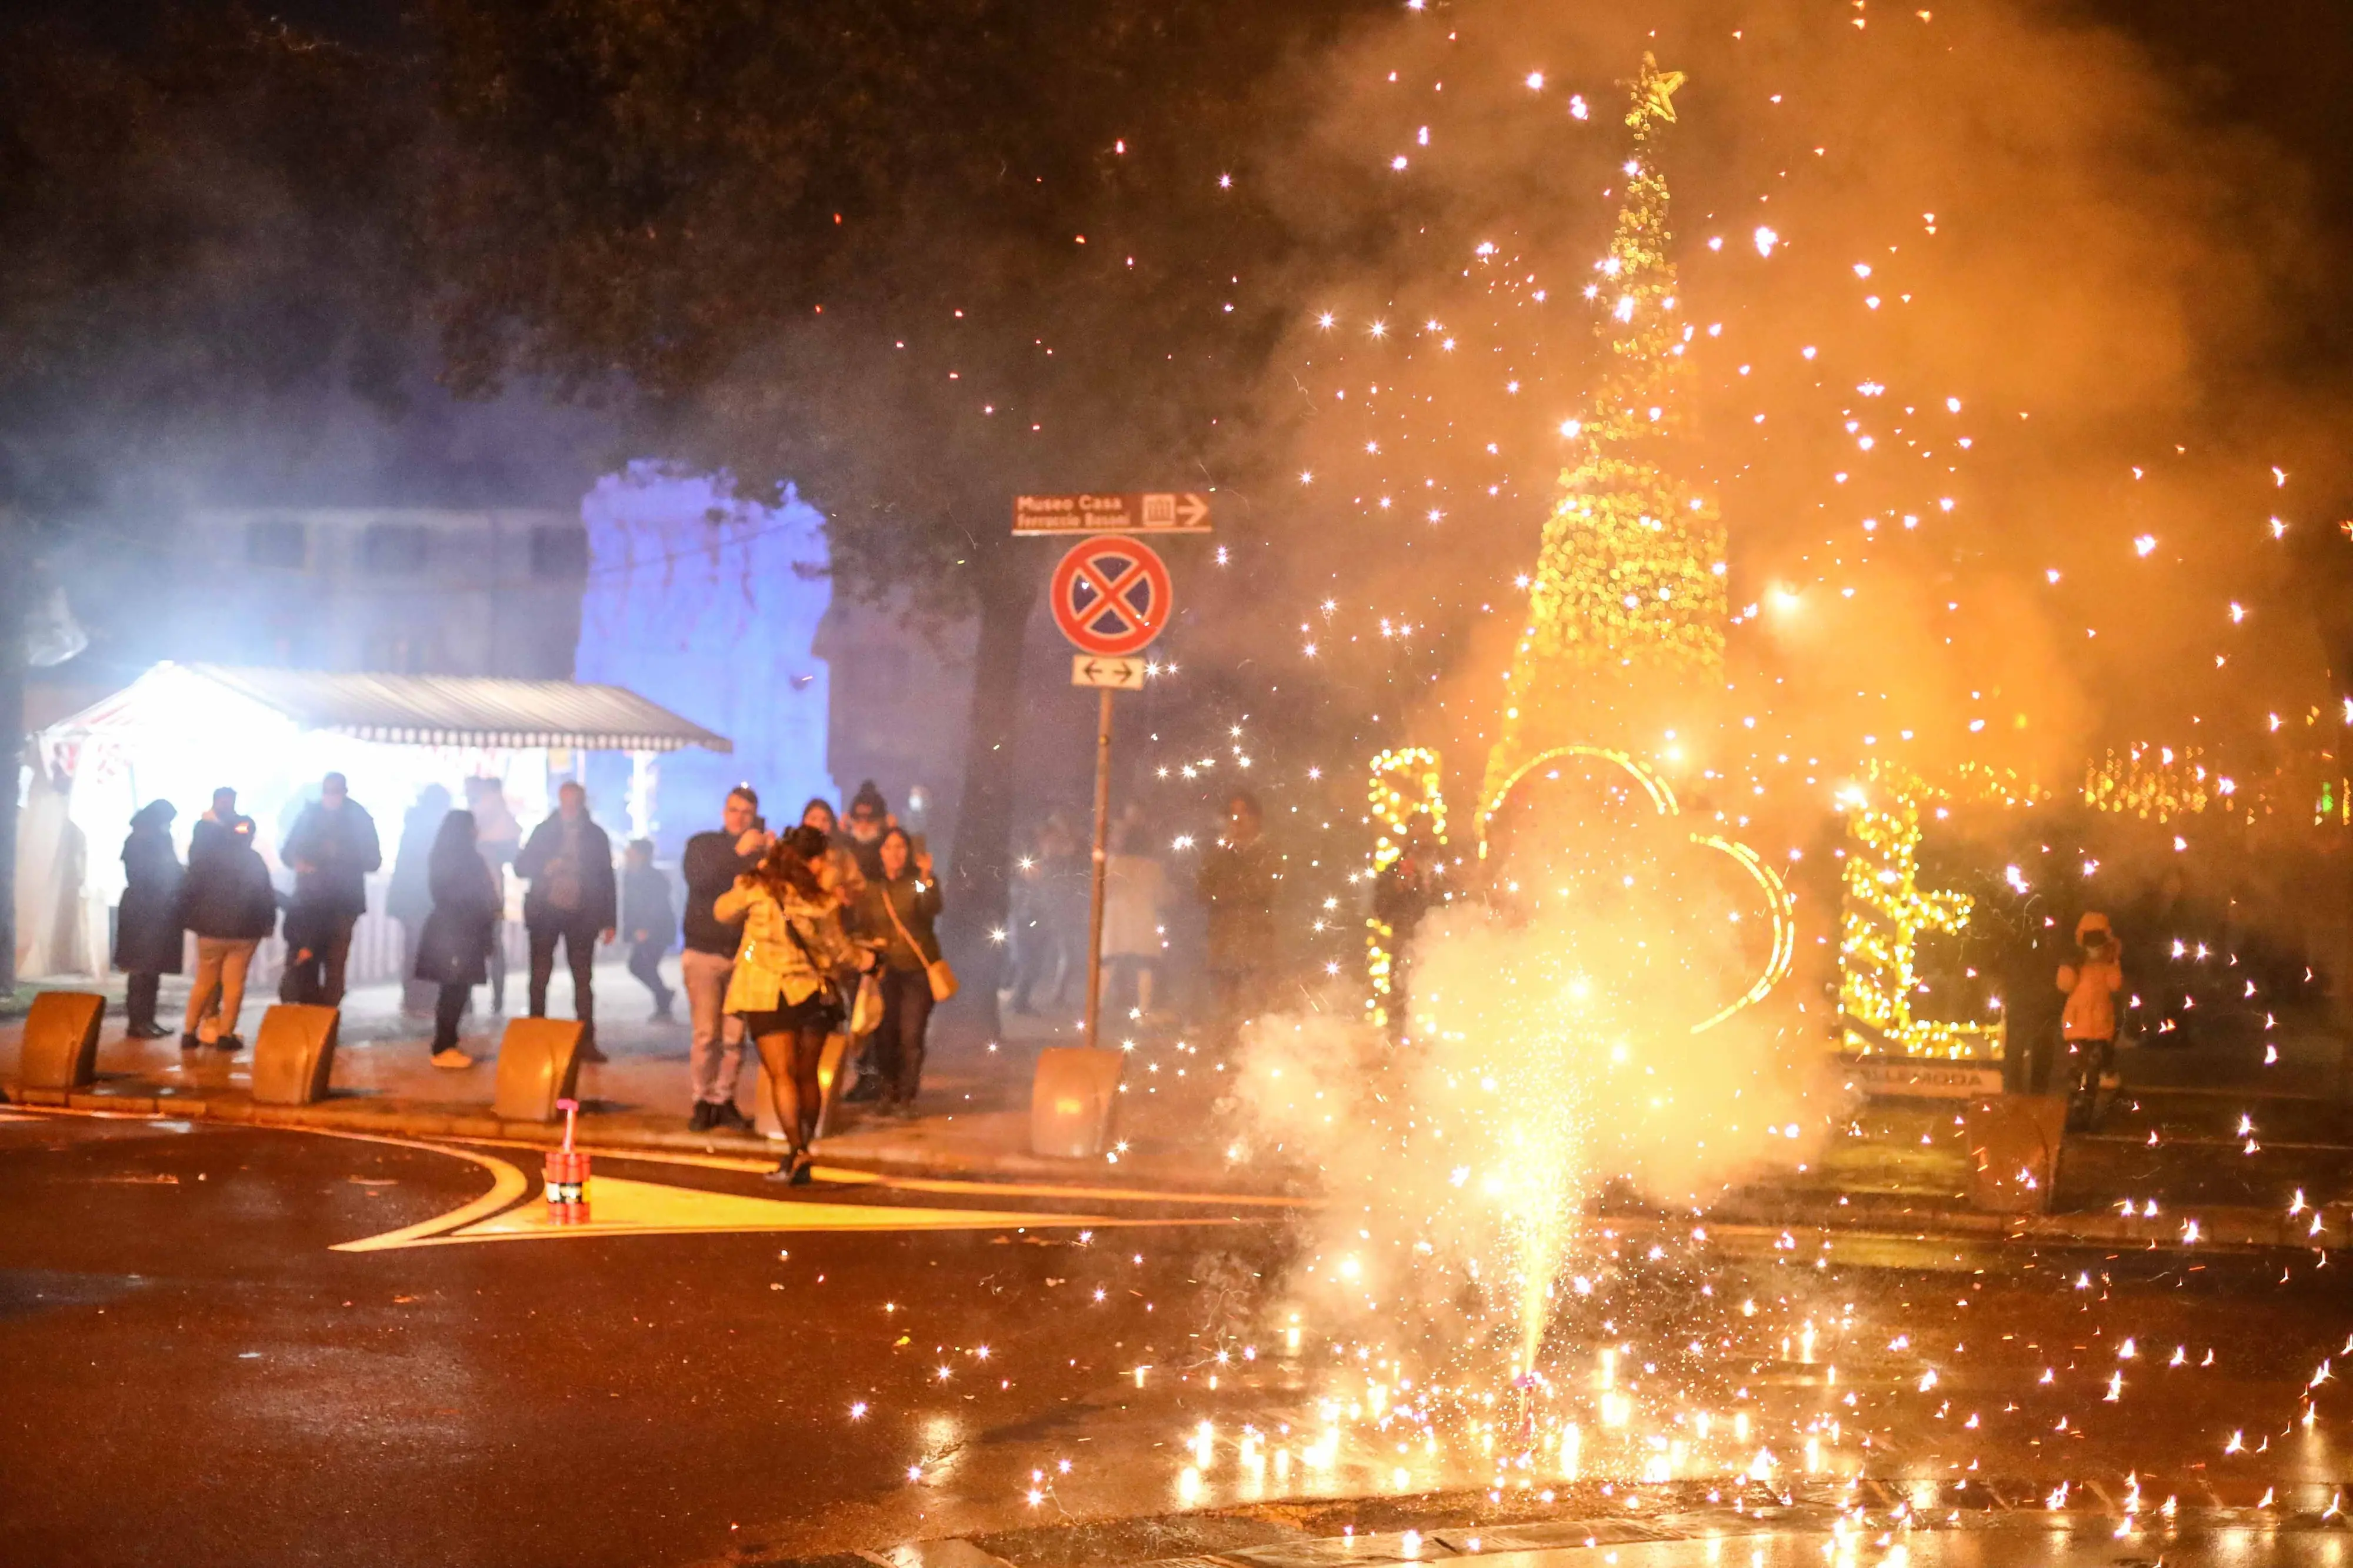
[0,524,29,997]
[943,547,1039,1038]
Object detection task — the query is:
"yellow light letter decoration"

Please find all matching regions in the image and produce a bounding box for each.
[1835,775,2002,1061]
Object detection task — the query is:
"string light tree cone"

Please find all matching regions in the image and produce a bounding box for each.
[1482,52,1728,827]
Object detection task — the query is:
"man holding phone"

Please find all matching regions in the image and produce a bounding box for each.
[679,785,771,1130]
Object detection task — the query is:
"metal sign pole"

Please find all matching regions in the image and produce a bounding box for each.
[1082,686,1114,1053]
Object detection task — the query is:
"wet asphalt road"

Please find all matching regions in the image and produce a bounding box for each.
[3,1111,2352,1568]
[0,1113,1298,1566]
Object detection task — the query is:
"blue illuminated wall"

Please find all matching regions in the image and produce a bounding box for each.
[574,463,834,856]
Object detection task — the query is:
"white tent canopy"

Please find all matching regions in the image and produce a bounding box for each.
[17,662,729,983]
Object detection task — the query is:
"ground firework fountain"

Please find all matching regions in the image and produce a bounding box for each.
[1372,54,1769,1390]
[1235,55,1828,1486]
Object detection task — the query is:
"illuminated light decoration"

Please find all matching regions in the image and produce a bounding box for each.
[1364,746,1449,1026]
[1483,745,1794,1035]
[1483,55,1725,808]
[1835,764,2004,1060]
[1687,834,1797,1034]
[2082,745,2211,823]
[1482,742,1676,828]
[1368,745,1449,869]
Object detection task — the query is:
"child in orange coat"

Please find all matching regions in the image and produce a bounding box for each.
[2054,912,2124,1099]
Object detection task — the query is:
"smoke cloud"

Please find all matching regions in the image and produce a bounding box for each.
[1194,0,2351,1392]
[1211,0,2349,790]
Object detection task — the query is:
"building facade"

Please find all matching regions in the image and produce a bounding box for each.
[165,506,589,679]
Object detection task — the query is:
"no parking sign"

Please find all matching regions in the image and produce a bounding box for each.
[1049,535,1172,657]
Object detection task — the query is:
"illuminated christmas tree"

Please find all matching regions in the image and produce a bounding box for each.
[1483,55,1726,820]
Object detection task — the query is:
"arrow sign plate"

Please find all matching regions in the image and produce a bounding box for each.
[1070,655,1146,690]
[1014,492,1211,535]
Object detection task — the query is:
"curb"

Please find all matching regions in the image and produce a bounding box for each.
[1684,1190,2348,1252]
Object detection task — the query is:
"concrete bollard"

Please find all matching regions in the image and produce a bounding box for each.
[251,1004,341,1106]
[1030,1047,1124,1159]
[19,991,106,1092]
[492,1018,586,1123]
[1964,1094,2069,1215]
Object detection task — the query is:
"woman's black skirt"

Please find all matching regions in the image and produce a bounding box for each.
[735,989,843,1037]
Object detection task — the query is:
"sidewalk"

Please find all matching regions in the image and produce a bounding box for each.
[0,967,1292,1196]
[5,970,2349,1245]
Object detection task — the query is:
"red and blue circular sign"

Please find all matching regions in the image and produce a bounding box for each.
[1051,535,1172,656]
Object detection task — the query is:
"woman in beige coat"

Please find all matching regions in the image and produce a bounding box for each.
[716,825,873,1182]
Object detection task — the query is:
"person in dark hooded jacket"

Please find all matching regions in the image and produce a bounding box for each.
[279,772,382,1007]
[114,800,183,1037]
[415,810,501,1068]
[178,815,276,1051]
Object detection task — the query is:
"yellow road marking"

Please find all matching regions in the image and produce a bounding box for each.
[323,1135,532,1252]
[7,1104,1302,1247]
[805,1164,1315,1209]
[436,1132,1314,1207]
[382,1174,1247,1249]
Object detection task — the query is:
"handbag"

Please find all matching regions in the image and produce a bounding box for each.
[849,971,886,1035]
[879,881,959,1003]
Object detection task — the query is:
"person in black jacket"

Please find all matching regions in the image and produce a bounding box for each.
[386,784,452,1017]
[114,800,183,1038]
[178,815,276,1051]
[414,810,501,1068]
[621,838,676,1022]
[514,780,617,1058]
[1197,790,1281,1047]
[681,786,768,1131]
[279,772,383,1007]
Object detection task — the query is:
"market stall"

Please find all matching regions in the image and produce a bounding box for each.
[18,662,729,985]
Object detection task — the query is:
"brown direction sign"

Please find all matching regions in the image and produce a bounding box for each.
[1012,492,1211,536]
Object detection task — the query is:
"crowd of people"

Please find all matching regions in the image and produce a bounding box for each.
[106,768,1309,1171]
[106,772,951,1172]
[1000,788,1286,1041]
[113,756,2258,1156]
[114,775,384,1052]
